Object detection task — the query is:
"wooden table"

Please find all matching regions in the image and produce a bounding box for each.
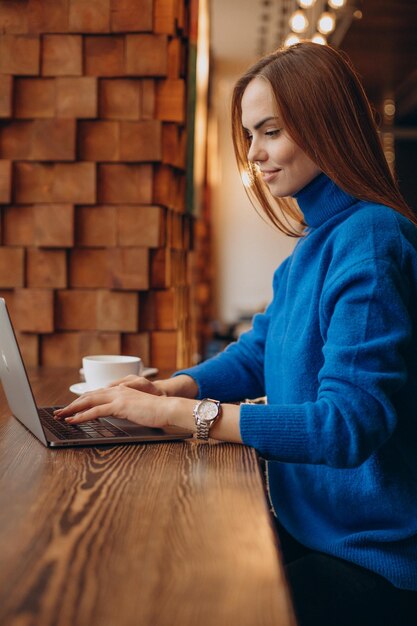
[0,367,296,626]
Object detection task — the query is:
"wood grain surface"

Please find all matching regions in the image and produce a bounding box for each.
[0,368,296,626]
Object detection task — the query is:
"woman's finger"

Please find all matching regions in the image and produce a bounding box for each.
[107,374,139,388]
[54,388,118,418]
[65,403,115,424]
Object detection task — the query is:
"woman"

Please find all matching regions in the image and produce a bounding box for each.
[56,43,417,624]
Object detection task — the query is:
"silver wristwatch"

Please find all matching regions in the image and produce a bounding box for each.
[193,398,221,440]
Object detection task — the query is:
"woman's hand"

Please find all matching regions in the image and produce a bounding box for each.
[107,374,199,399]
[54,385,171,429]
[107,375,166,396]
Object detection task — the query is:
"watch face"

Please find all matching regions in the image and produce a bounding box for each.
[199,400,218,422]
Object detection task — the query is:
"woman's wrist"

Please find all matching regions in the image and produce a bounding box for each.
[161,395,243,444]
[154,374,199,399]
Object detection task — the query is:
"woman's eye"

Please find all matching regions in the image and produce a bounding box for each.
[265,129,281,137]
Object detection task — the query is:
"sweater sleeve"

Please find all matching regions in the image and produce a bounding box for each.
[240,257,413,467]
[174,307,270,402]
[174,260,290,402]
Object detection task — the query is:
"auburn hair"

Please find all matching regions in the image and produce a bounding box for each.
[231,42,416,236]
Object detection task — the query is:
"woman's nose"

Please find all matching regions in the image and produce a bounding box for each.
[247,138,266,163]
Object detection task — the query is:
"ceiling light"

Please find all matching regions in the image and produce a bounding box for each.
[317,12,336,34]
[297,0,316,7]
[289,10,309,34]
[284,33,301,47]
[328,0,346,8]
[311,33,327,45]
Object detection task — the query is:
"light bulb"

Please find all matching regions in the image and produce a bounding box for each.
[311,33,327,45]
[284,33,301,48]
[317,12,336,34]
[297,0,316,7]
[328,0,346,8]
[289,10,309,34]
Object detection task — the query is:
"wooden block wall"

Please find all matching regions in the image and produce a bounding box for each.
[0,0,199,370]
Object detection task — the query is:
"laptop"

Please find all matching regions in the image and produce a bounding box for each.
[0,298,192,447]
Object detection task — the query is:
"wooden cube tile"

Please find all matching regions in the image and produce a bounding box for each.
[151,248,171,288]
[0,75,13,118]
[26,249,67,288]
[30,119,76,161]
[99,79,141,120]
[69,0,110,33]
[141,288,180,331]
[56,77,98,118]
[141,79,155,119]
[98,164,152,204]
[155,79,185,122]
[109,248,149,290]
[75,205,117,247]
[34,204,74,247]
[153,0,177,35]
[121,332,150,364]
[2,205,33,245]
[117,205,164,247]
[176,0,186,31]
[3,204,74,247]
[150,330,177,369]
[162,123,183,167]
[0,160,12,203]
[28,0,69,33]
[78,120,119,161]
[0,247,25,288]
[0,1,29,34]
[42,35,82,76]
[56,289,98,331]
[97,290,138,332]
[0,35,40,75]
[154,164,185,212]
[110,0,152,32]
[0,291,15,319]
[16,332,39,367]
[42,331,121,366]
[14,162,53,203]
[167,37,183,79]
[41,332,81,366]
[79,331,121,359]
[125,34,167,77]
[152,288,178,329]
[52,163,96,204]
[85,36,125,77]
[14,162,95,204]
[15,78,56,118]
[14,288,54,333]
[69,249,109,288]
[153,163,174,209]
[0,121,32,160]
[119,120,162,162]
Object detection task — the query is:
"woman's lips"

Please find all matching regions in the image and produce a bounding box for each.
[260,169,281,182]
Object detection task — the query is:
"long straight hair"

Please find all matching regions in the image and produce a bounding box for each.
[231,42,416,236]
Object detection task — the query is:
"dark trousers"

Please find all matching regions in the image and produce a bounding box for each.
[273,517,417,626]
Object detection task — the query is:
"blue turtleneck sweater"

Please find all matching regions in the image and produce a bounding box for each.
[177,174,417,590]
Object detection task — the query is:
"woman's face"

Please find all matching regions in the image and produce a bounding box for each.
[241,77,321,197]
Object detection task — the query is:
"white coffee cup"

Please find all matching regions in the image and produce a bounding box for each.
[82,355,143,390]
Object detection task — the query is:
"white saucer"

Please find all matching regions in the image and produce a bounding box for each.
[69,367,159,395]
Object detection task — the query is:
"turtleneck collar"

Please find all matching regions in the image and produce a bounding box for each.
[294,173,358,228]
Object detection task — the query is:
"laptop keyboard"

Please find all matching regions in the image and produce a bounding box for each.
[38,408,128,440]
